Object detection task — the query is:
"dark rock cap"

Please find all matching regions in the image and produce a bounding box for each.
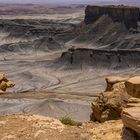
[85,5,140,29]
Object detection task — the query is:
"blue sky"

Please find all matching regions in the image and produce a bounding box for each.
[0,0,119,4]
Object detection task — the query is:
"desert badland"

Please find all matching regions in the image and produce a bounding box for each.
[0,1,140,140]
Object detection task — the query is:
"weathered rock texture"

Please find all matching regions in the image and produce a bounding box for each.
[105,76,128,91]
[60,48,140,70]
[85,5,140,29]
[91,76,129,123]
[122,107,140,136]
[122,76,140,140]
[125,76,140,98]
[0,114,123,140]
[122,127,140,140]
[0,73,15,94]
[126,98,140,108]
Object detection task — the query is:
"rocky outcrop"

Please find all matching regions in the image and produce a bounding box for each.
[125,76,140,98]
[122,107,140,136]
[0,114,123,140]
[0,73,15,94]
[122,127,140,140]
[122,104,140,140]
[105,76,128,91]
[60,48,140,70]
[85,5,140,29]
[122,76,140,140]
[91,76,129,122]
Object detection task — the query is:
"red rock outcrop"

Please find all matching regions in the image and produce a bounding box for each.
[85,5,140,29]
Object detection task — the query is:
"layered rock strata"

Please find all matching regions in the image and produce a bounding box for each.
[122,76,140,140]
[85,5,140,29]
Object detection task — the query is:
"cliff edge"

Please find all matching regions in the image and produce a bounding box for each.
[85,5,140,29]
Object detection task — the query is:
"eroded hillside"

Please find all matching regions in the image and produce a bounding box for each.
[0,4,140,122]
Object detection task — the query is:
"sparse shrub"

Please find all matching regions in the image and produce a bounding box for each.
[60,117,81,126]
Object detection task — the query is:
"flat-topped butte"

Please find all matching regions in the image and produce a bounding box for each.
[85,5,140,29]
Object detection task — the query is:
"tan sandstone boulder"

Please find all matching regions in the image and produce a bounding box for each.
[0,73,15,94]
[125,76,140,98]
[105,76,128,91]
[127,98,140,108]
[91,76,129,122]
[122,107,140,136]
[121,76,140,139]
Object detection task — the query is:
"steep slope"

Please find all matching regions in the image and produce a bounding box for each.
[62,5,140,70]
[0,18,78,53]
[68,15,128,48]
[68,5,140,49]
[32,37,63,52]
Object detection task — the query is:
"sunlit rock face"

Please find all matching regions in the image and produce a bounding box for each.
[85,5,140,29]
[125,76,140,98]
[0,73,15,94]
[121,76,140,140]
[90,76,129,123]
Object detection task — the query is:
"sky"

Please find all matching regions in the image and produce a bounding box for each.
[0,0,139,6]
[0,0,119,4]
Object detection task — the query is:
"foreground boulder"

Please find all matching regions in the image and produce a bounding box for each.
[122,107,140,136]
[122,105,140,140]
[0,73,15,94]
[125,76,140,98]
[85,5,140,29]
[121,76,140,140]
[91,76,129,122]
[105,76,128,91]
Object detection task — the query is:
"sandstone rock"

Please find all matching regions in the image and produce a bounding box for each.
[91,77,129,122]
[0,73,5,81]
[127,103,140,108]
[128,98,140,104]
[85,5,140,29]
[105,76,128,91]
[0,81,7,91]
[122,127,140,140]
[121,107,140,135]
[125,76,140,98]
[86,120,123,140]
[122,77,140,140]
[127,98,140,108]
[0,73,15,94]
[1,135,17,140]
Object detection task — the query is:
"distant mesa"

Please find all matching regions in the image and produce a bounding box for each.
[85,5,140,29]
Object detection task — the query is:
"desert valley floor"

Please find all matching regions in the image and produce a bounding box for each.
[0,4,139,123]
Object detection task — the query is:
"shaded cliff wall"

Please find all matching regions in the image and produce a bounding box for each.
[85,5,140,29]
[60,48,140,70]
